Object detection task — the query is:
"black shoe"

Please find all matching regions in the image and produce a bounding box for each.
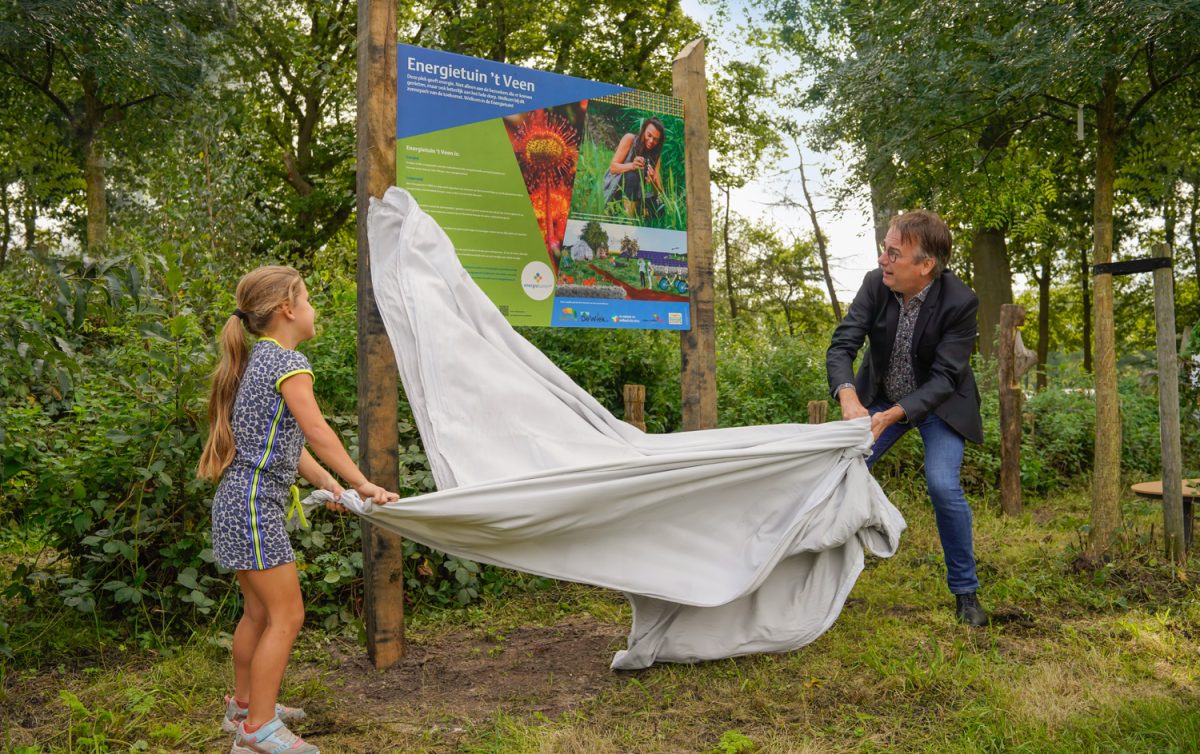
[955,593,988,627]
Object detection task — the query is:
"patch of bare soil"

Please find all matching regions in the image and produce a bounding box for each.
[313,614,628,726]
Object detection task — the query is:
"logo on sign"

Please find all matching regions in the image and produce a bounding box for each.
[520,261,554,301]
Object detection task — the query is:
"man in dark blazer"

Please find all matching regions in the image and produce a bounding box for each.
[826,210,987,626]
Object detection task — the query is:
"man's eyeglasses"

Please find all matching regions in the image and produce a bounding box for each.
[881,247,925,264]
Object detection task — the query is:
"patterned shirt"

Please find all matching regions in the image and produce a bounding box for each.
[210,337,314,571]
[884,281,934,403]
[226,338,314,503]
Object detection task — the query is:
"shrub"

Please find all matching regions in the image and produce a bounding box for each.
[716,330,829,427]
[1024,386,1096,478]
[521,325,682,433]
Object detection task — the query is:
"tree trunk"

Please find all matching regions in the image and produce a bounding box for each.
[970,227,1013,360]
[868,156,898,252]
[797,151,842,321]
[1037,251,1051,391]
[1087,72,1122,558]
[23,189,36,250]
[1164,193,1177,251]
[1189,180,1199,327]
[0,181,10,267]
[84,136,107,254]
[724,188,734,321]
[1164,199,1179,311]
[80,71,107,256]
[1079,245,1092,372]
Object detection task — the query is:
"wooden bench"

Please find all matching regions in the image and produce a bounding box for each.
[1130,478,1200,550]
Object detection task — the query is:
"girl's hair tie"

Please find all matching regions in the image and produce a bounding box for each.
[233,308,248,322]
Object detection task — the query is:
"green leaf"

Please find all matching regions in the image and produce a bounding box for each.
[59,689,89,715]
[177,567,199,590]
[190,589,213,607]
[165,254,183,294]
[115,586,143,603]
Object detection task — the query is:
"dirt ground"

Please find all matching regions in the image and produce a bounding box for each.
[0,612,631,753]
[321,614,628,722]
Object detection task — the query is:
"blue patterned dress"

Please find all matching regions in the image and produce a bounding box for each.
[211,338,313,571]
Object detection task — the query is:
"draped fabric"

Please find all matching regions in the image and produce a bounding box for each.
[323,188,906,669]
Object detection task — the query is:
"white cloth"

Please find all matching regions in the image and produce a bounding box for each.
[336,187,906,669]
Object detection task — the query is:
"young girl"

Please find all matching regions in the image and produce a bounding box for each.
[197,266,399,754]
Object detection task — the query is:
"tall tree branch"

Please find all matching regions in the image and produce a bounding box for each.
[1145,39,1159,90]
[0,53,72,118]
[632,0,679,73]
[1124,51,1200,127]
[790,132,841,320]
[1043,92,1097,113]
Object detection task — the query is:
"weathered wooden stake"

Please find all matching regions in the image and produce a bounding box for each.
[673,40,717,431]
[999,304,1036,516]
[1152,243,1186,565]
[807,399,827,424]
[623,384,647,431]
[356,0,404,668]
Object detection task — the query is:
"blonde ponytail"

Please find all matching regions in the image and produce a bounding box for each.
[197,316,250,480]
[197,265,304,481]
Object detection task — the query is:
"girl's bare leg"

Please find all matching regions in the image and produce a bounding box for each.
[230,572,269,704]
[236,562,304,726]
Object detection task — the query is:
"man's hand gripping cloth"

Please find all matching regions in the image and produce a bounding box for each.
[346,187,906,670]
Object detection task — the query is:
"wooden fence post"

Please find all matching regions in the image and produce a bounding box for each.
[673,40,716,431]
[999,304,1036,516]
[623,384,646,431]
[1152,243,1186,565]
[356,0,404,669]
[807,399,827,424]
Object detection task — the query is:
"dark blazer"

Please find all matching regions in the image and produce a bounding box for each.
[826,268,983,444]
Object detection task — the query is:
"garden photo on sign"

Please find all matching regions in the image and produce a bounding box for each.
[568,96,687,232]
[556,218,689,304]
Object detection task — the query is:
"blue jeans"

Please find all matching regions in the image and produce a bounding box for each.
[866,399,979,595]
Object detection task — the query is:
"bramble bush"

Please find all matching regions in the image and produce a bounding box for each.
[2,247,228,630]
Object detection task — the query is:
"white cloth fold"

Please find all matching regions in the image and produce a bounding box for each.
[332,187,905,669]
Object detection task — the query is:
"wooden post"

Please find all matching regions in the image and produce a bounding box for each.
[356,0,404,668]
[999,304,1036,516]
[807,399,827,424]
[623,384,646,431]
[1152,243,1186,565]
[673,40,716,431]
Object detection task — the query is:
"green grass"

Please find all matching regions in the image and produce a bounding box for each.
[6,483,1200,752]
